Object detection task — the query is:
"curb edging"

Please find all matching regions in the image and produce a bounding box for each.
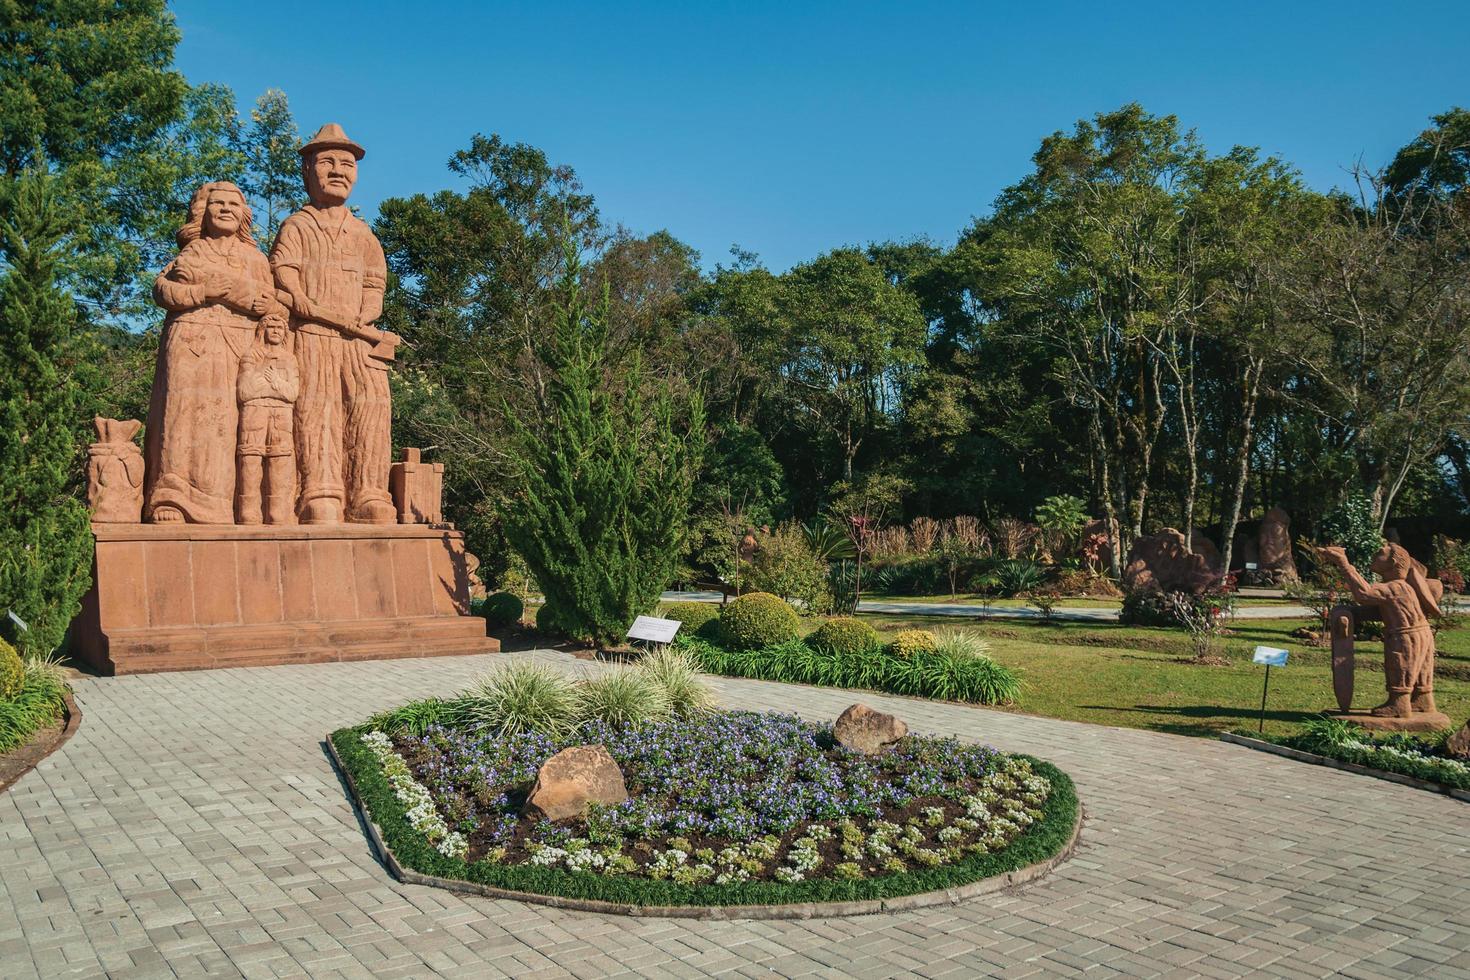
[326,737,1084,919]
[0,689,82,794]
[1219,731,1470,802]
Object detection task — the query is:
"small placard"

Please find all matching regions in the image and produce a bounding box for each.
[627,615,681,644]
[1252,646,1288,667]
[6,610,27,632]
[1245,562,1259,571]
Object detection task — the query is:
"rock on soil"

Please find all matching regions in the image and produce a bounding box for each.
[833,703,908,754]
[524,744,629,821]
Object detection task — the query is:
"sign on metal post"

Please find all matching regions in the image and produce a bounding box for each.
[1252,646,1289,732]
[627,615,681,645]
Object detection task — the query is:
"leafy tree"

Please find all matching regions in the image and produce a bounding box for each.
[500,239,705,646]
[239,88,302,243]
[780,248,926,484]
[0,174,93,657]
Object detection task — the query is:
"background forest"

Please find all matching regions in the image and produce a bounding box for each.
[5,3,1470,630]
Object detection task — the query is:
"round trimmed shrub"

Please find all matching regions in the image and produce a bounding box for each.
[888,629,938,658]
[718,592,801,650]
[805,617,879,656]
[663,601,720,636]
[479,591,525,628]
[0,638,21,700]
[535,602,565,636]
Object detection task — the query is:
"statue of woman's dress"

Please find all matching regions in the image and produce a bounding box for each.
[145,183,278,524]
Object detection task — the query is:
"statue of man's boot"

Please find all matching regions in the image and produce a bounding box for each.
[236,456,264,524]
[347,496,397,525]
[1411,689,1437,714]
[1370,692,1412,718]
[300,497,342,524]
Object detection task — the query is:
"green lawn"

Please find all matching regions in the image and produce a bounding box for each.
[861,593,1296,609]
[853,613,1470,739]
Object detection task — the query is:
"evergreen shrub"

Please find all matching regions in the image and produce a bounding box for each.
[805,617,880,656]
[719,592,800,649]
[0,639,23,700]
[662,600,720,636]
[479,591,524,627]
[888,629,938,658]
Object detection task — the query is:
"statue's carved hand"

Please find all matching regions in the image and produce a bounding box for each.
[250,292,275,316]
[1317,546,1349,568]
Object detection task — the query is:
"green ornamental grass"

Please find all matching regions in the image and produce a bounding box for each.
[575,669,671,728]
[638,645,716,716]
[0,655,69,755]
[464,662,579,738]
[680,635,1020,706]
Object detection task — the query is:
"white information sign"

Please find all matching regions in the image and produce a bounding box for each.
[6,610,27,632]
[627,615,681,644]
[1244,562,1259,571]
[1252,646,1289,667]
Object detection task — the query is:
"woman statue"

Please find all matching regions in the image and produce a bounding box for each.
[145,182,282,523]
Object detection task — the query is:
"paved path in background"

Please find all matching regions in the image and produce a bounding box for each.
[2,652,1468,978]
[662,591,1317,622]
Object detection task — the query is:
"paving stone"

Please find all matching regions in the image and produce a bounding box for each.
[0,650,1465,977]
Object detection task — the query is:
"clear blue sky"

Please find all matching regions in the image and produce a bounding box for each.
[175,0,1469,272]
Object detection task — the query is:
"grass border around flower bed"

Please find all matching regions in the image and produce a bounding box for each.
[327,724,1082,918]
[1219,731,1470,802]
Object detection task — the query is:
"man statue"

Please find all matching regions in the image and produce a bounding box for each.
[270,123,399,524]
[1317,542,1441,719]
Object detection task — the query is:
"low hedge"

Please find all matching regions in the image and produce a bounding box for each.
[479,592,525,628]
[806,617,880,656]
[330,723,1076,908]
[679,635,1021,706]
[719,592,801,649]
[661,601,721,638]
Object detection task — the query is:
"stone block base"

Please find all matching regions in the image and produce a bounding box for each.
[1328,710,1453,733]
[73,523,498,675]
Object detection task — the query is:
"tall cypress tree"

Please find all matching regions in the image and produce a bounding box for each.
[502,239,705,647]
[0,173,93,657]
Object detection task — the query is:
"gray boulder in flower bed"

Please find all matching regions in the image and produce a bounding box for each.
[525,744,629,821]
[834,703,908,754]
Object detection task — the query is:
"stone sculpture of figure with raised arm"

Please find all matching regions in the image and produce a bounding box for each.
[270,123,400,525]
[1316,542,1441,720]
[146,182,283,524]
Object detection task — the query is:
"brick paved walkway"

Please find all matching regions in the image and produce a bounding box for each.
[2,651,1467,979]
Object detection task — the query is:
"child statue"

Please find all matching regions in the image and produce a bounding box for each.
[1316,542,1441,719]
[236,312,300,524]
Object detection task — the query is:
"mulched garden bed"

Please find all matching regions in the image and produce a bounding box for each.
[330,710,1079,913]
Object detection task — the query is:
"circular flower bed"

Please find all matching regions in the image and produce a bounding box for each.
[332,708,1078,910]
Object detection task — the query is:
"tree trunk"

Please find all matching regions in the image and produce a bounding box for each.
[1218,357,1263,577]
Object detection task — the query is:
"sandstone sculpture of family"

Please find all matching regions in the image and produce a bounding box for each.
[114,123,405,527]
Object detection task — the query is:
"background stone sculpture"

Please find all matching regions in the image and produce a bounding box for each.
[1257,507,1298,582]
[85,418,144,522]
[1122,529,1219,594]
[145,181,281,524]
[389,448,443,524]
[270,123,398,525]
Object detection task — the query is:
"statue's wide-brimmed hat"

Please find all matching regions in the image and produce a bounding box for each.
[299,123,365,160]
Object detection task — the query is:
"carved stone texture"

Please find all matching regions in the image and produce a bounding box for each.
[1257,507,1299,582]
[1447,719,1470,759]
[271,124,399,527]
[389,448,444,524]
[1122,529,1219,595]
[146,181,283,524]
[833,703,908,754]
[86,418,145,523]
[524,745,629,822]
[1316,543,1441,723]
[1189,529,1223,572]
[236,316,299,525]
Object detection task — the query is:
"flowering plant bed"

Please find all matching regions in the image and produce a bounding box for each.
[1229,717,1470,794]
[330,710,1078,911]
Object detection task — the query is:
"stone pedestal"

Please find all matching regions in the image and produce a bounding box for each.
[1328,710,1454,733]
[73,523,497,675]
